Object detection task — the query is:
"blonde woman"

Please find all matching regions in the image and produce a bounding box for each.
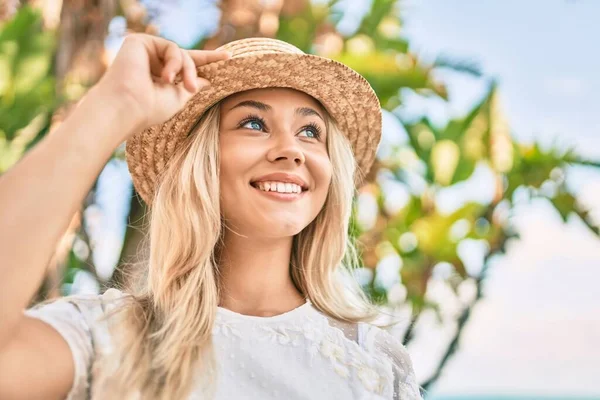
[0,34,422,399]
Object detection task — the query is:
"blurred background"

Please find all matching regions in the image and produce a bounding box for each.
[1,0,598,399]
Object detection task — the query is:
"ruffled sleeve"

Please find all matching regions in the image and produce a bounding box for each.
[362,324,423,400]
[23,288,124,400]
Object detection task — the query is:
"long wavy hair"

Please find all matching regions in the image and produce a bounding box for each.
[96,96,382,399]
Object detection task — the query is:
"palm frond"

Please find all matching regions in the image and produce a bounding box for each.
[432,54,483,77]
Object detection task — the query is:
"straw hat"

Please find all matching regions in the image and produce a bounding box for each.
[125,37,382,206]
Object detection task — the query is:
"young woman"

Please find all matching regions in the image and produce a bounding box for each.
[0,34,422,399]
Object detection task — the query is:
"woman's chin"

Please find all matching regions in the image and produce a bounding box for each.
[248,218,308,238]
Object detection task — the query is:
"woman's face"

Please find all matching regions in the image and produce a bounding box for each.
[219,88,332,238]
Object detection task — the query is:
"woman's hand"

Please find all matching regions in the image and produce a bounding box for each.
[95,33,231,138]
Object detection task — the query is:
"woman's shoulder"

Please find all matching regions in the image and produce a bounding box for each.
[358,323,411,364]
[26,287,128,314]
[358,322,423,399]
[320,318,422,399]
[24,288,130,343]
[22,289,130,400]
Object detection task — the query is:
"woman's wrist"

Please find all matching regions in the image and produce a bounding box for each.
[83,83,146,147]
[50,84,143,168]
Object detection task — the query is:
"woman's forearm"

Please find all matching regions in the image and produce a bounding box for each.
[0,85,141,347]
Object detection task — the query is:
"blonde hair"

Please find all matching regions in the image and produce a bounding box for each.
[96,97,381,399]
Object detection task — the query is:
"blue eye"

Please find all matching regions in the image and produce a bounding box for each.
[238,115,267,131]
[244,120,263,130]
[237,114,323,140]
[299,123,322,140]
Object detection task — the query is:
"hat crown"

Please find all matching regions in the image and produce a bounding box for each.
[217,37,306,58]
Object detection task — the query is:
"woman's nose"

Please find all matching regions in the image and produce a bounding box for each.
[266,132,306,166]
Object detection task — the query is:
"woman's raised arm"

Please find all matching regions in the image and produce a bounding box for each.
[0,34,230,399]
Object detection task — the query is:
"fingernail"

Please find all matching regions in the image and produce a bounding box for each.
[226,51,233,58]
[197,78,210,90]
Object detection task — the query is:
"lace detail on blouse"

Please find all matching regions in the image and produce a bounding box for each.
[212,302,422,399]
[214,313,392,395]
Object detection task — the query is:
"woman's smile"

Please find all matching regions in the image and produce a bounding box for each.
[250,181,307,202]
[249,171,310,202]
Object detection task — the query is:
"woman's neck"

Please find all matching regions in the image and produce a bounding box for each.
[217,233,305,317]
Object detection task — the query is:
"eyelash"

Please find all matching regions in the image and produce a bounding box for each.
[237,114,323,140]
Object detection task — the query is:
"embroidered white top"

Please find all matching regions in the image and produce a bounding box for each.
[24,288,422,400]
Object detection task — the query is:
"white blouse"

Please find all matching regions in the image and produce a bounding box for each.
[24,288,422,399]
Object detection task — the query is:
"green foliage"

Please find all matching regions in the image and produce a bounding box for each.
[432,54,483,77]
[402,82,511,186]
[360,74,600,323]
[356,0,408,53]
[277,6,320,52]
[337,51,439,104]
[0,6,57,172]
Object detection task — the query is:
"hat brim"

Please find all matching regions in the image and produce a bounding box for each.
[126,52,382,205]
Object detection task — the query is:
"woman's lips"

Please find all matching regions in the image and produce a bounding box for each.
[250,183,306,201]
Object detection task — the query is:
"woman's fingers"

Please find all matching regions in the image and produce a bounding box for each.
[138,35,231,81]
[160,49,230,90]
[161,41,183,83]
[186,49,232,66]
[180,49,198,92]
[164,49,231,92]
[134,34,231,91]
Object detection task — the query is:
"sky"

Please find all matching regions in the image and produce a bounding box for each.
[398,0,600,397]
[84,0,600,397]
[401,0,599,153]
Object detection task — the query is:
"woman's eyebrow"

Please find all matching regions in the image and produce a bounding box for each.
[228,100,324,123]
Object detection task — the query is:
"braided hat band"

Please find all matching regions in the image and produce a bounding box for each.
[125,37,382,206]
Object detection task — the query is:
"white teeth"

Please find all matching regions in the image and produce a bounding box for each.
[254,181,303,194]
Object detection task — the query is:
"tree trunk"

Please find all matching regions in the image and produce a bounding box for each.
[32,0,118,301]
